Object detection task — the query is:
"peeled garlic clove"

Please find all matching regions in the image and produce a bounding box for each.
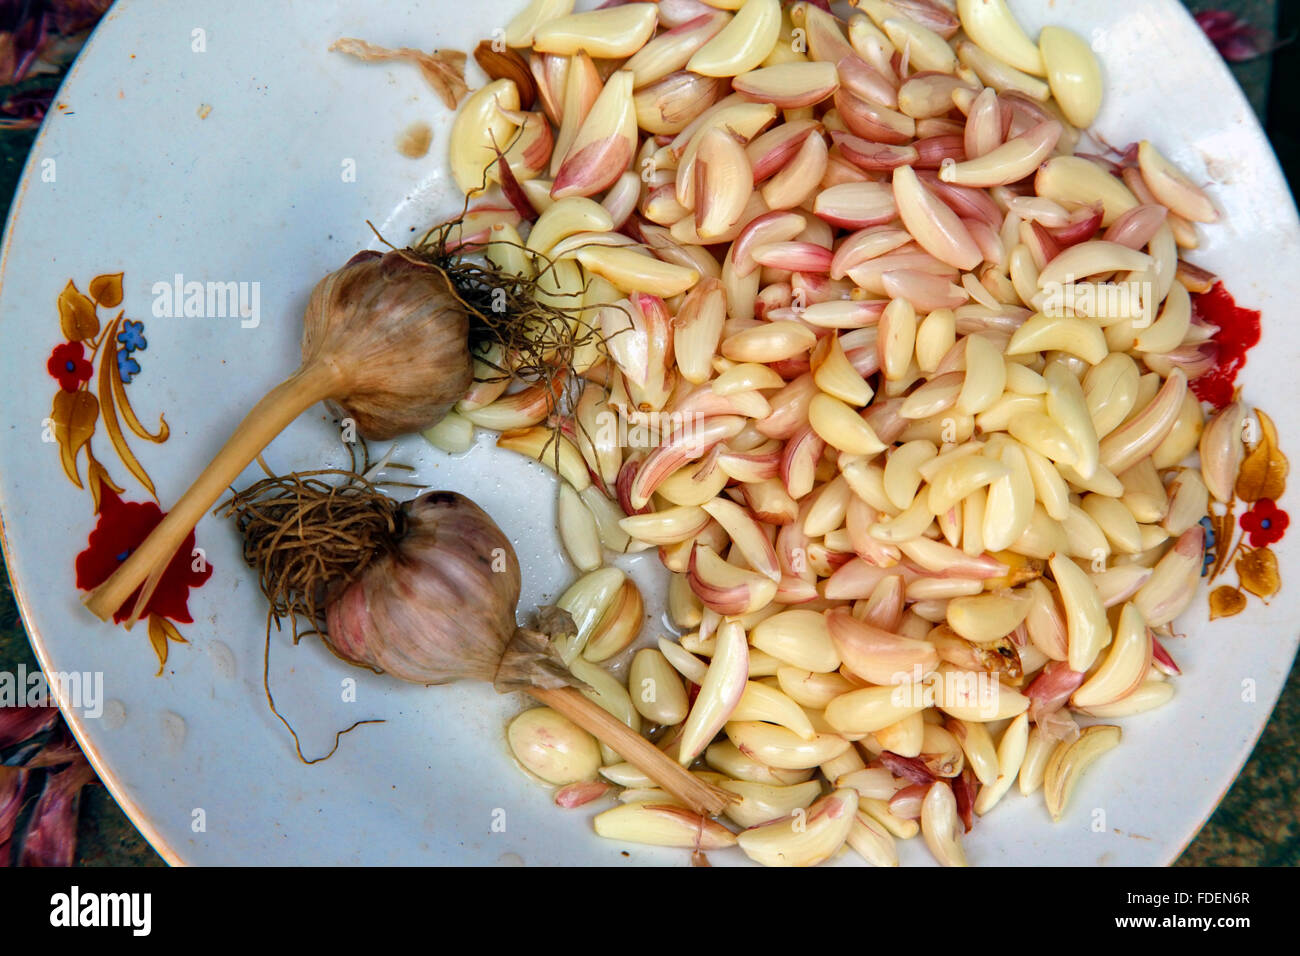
[449,79,522,196]
[724,720,850,769]
[1199,401,1246,503]
[552,71,638,199]
[504,0,577,48]
[734,61,840,109]
[736,788,858,867]
[721,778,824,829]
[582,578,645,662]
[594,801,739,848]
[920,781,967,867]
[1137,140,1219,224]
[533,4,660,58]
[892,166,982,271]
[688,0,782,77]
[847,809,899,867]
[1036,156,1139,227]
[1071,602,1151,709]
[678,618,750,762]
[956,0,1044,76]
[689,544,779,616]
[508,707,602,785]
[1038,26,1102,128]
[629,648,690,726]
[1042,724,1122,821]
[558,484,603,572]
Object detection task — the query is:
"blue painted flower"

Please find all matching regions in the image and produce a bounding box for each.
[1199,515,1217,576]
[117,349,141,384]
[116,320,147,354]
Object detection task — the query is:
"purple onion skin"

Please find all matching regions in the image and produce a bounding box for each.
[16,758,95,867]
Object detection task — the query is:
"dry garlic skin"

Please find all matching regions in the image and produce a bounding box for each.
[324,492,522,685]
[507,707,602,785]
[301,250,473,440]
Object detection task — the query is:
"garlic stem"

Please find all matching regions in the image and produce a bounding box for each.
[84,360,346,625]
[526,685,732,816]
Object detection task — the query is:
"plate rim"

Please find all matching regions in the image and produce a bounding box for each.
[0,0,1296,867]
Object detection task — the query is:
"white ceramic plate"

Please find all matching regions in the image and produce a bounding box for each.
[1,0,1297,866]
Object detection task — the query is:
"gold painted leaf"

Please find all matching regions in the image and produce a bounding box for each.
[57,280,99,341]
[1236,410,1288,503]
[89,272,124,309]
[1209,507,1234,580]
[147,615,170,675]
[85,450,125,513]
[1209,585,1247,620]
[1237,547,1280,600]
[97,318,157,500]
[111,350,169,443]
[51,389,99,488]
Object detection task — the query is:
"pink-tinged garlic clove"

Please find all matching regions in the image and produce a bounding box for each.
[939,119,1061,188]
[1097,369,1188,475]
[724,721,851,771]
[747,118,821,182]
[835,87,915,145]
[831,131,918,172]
[791,1,858,63]
[623,10,731,87]
[897,72,976,120]
[678,618,750,762]
[736,788,858,867]
[1132,525,1204,628]
[751,240,834,274]
[553,71,638,199]
[701,497,782,582]
[1036,156,1139,227]
[691,126,754,239]
[760,133,831,211]
[1198,401,1246,503]
[779,424,828,500]
[828,608,940,686]
[1137,140,1219,224]
[835,53,899,109]
[550,52,604,178]
[812,181,899,230]
[741,477,801,526]
[735,60,841,109]
[892,166,982,271]
[634,70,730,135]
[688,544,780,615]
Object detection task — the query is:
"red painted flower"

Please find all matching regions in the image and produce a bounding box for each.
[46,342,93,392]
[74,481,212,624]
[1239,498,1289,548]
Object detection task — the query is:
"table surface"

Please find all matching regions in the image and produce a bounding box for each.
[0,0,1295,867]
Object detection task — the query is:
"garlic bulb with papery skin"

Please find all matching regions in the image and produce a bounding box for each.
[304,250,474,440]
[324,491,573,690]
[86,248,475,624]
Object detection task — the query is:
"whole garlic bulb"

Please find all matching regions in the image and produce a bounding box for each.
[302,250,474,440]
[324,491,571,689]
